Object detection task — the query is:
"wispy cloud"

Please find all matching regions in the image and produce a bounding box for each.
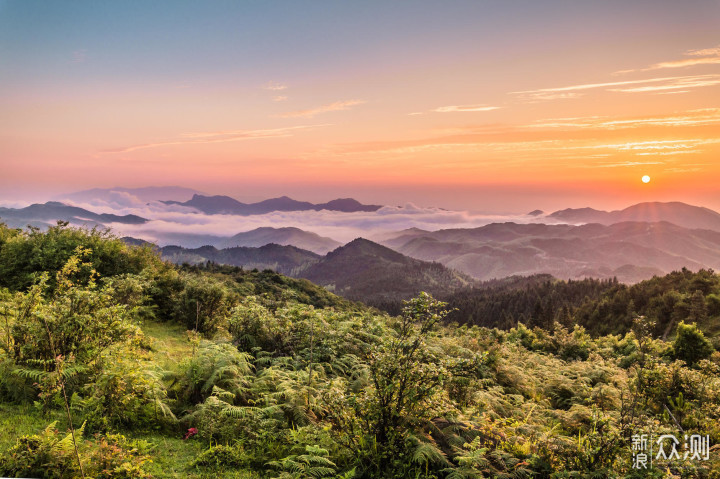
[103,125,328,153]
[431,104,501,113]
[529,109,720,130]
[262,81,287,91]
[608,75,720,92]
[616,44,720,74]
[513,74,720,100]
[516,92,584,102]
[279,100,365,118]
[578,139,720,157]
[583,161,665,168]
[687,45,720,56]
[273,95,288,102]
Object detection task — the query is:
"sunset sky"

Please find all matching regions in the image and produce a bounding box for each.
[2,0,720,212]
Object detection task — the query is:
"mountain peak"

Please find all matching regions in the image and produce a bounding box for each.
[165,195,382,215]
[549,201,720,231]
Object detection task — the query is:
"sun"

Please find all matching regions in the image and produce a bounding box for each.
[641,175,651,184]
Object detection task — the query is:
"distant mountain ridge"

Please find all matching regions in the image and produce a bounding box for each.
[163,194,383,215]
[296,238,474,311]
[548,201,720,231]
[60,186,204,203]
[158,237,475,313]
[380,220,720,283]
[160,243,320,275]
[122,226,341,254]
[218,227,341,254]
[0,202,148,229]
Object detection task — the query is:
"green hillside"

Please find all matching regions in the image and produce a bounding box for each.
[1,223,719,478]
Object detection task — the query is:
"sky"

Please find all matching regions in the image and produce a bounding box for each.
[2,0,720,213]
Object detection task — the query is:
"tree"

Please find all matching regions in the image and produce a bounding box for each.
[333,293,482,476]
[673,321,713,366]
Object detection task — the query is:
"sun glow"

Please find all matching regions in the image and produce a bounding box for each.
[642,175,651,183]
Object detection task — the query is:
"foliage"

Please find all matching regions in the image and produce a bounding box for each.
[191,444,248,469]
[175,340,253,405]
[0,422,152,479]
[672,321,714,366]
[267,445,349,479]
[0,221,158,292]
[3,225,720,478]
[3,249,143,366]
[75,348,174,432]
[0,421,81,478]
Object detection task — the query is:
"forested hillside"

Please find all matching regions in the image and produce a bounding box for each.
[442,275,619,330]
[1,223,719,478]
[443,270,720,343]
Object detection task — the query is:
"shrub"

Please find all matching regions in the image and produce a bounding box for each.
[77,349,174,432]
[191,444,248,469]
[673,321,714,366]
[0,223,158,293]
[0,422,80,478]
[175,341,253,405]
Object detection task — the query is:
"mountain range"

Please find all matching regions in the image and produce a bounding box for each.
[158,238,474,311]
[160,243,320,276]
[58,186,204,204]
[0,202,148,229]
[218,227,341,254]
[123,226,340,254]
[548,201,720,231]
[7,196,720,288]
[380,221,720,283]
[163,194,383,215]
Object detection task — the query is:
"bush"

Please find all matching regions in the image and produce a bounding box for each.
[0,422,153,479]
[175,341,253,405]
[0,422,80,478]
[191,444,248,469]
[673,321,714,366]
[174,273,236,335]
[77,349,174,432]
[0,223,158,293]
[6,251,143,366]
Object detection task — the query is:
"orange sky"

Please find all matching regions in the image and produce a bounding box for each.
[1,1,719,212]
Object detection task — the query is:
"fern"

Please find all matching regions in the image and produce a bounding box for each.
[267,444,340,479]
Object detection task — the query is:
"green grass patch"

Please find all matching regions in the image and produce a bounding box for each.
[141,319,195,371]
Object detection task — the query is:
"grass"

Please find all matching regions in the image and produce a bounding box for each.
[0,403,66,452]
[0,320,260,478]
[136,320,260,477]
[141,319,196,372]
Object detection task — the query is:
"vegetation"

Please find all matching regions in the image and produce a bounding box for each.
[1,222,719,478]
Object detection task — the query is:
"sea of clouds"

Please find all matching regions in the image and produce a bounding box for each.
[4,191,549,246]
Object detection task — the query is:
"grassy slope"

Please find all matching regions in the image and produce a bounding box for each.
[138,320,260,478]
[0,319,259,478]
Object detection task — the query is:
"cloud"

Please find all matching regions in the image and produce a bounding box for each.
[616,44,720,74]
[576,138,720,157]
[102,125,328,153]
[515,92,584,102]
[513,74,720,99]
[528,109,720,130]
[582,161,665,168]
[607,75,720,92]
[273,96,288,102]
[431,104,501,113]
[279,100,365,118]
[687,45,720,56]
[65,199,539,245]
[647,57,720,70]
[262,81,287,91]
